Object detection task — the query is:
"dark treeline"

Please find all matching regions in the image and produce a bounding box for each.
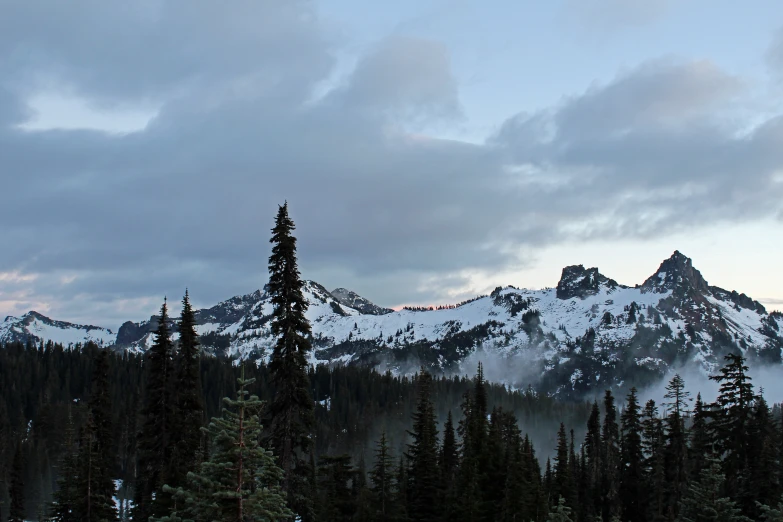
[0,340,589,520]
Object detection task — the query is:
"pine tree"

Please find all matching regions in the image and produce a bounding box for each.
[439,411,458,502]
[169,290,205,493]
[678,460,752,522]
[266,202,316,519]
[154,366,292,522]
[86,349,117,521]
[371,432,396,522]
[406,371,440,521]
[641,399,665,522]
[710,353,756,505]
[315,454,356,522]
[546,496,574,522]
[663,374,690,519]
[749,393,780,514]
[135,299,175,521]
[620,387,645,522]
[601,389,620,521]
[583,401,602,520]
[9,441,24,522]
[51,408,78,522]
[757,495,783,521]
[689,393,712,481]
[553,423,571,510]
[394,457,410,522]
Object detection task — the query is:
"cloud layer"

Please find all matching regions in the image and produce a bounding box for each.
[1,1,782,325]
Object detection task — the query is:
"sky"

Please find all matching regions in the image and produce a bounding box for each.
[1,0,782,328]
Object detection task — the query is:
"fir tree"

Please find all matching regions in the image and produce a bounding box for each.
[9,441,24,522]
[641,399,665,522]
[689,393,712,481]
[370,432,396,522]
[439,411,458,501]
[601,389,620,521]
[678,460,752,522]
[546,496,574,522]
[86,349,117,521]
[51,408,78,522]
[620,387,645,522]
[266,202,315,519]
[553,423,572,510]
[170,290,205,492]
[710,353,756,505]
[758,495,783,522]
[663,374,690,518]
[583,401,602,520]
[748,393,780,514]
[405,371,440,522]
[315,455,356,522]
[154,366,292,522]
[135,299,175,520]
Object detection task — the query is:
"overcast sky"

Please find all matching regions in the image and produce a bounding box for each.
[1,0,782,328]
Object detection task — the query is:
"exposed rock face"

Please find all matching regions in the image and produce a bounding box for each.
[330,288,393,315]
[642,250,710,295]
[556,265,623,300]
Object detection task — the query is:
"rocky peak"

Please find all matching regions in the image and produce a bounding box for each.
[642,251,709,295]
[556,265,620,300]
[330,288,393,315]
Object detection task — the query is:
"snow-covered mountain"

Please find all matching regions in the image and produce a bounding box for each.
[0,311,116,347]
[2,252,781,397]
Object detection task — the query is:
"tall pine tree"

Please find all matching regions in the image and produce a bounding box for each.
[619,387,645,522]
[9,441,24,522]
[406,371,440,522]
[135,299,175,520]
[169,290,205,493]
[266,202,316,520]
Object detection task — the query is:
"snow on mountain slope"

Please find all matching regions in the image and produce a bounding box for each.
[0,311,116,347]
[2,251,781,398]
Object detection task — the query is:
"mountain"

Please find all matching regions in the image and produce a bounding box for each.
[2,251,781,398]
[0,311,116,347]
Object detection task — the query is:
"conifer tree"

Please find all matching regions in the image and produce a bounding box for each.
[553,423,572,510]
[641,399,665,521]
[439,411,458,502]
[689,393,712,481]
[394,457,410,522]
[371,432,396,522]
[758,496,783,522]
[546,496,574,522]
[266,202,315,519]
[9,441,24,522]
[315,454,356,522]
[170,290,204,492]
[583,401,602,519]
[601,389,620,521]
[663,374,690,518]
[51,408,78,522]
[678,460,752,522]
[619,387,645,522]
[85,349,117,521]
[710,353,756,504]
[749,393,780,513]
[154,366,291,522]
[135,299,175,520]
[406,371,440,521]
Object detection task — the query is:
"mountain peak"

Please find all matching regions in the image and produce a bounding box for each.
[330,288,393,315]
[642,250,709,294]
[556,265,621,300]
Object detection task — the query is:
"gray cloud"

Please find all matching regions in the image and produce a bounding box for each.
[0,3,782,326]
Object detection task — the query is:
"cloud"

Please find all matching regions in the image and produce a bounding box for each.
[336,36,461,123]
[563,0,671,32]
[0,3,782,326]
